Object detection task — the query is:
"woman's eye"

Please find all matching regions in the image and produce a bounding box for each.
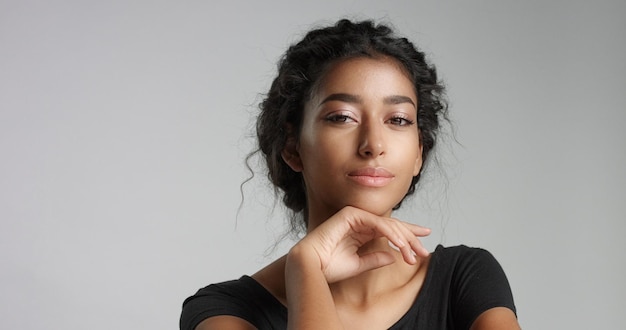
[325,114,354,123]
[388,117,415,126]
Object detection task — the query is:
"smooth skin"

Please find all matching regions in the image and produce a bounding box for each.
[197,57,520,330]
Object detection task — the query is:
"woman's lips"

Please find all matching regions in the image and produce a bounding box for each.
[347,167,394,187]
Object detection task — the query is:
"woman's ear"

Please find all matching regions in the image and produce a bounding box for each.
[281,126,303,172]
[413,143,424,176]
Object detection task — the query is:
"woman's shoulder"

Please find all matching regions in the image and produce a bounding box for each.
[389,244,517,329]
[432,243,492,255]
[430,244,501,268]
[180,260,288,330]
[429,244,508,281]
[423,244,513,302]
[186,275,265,299]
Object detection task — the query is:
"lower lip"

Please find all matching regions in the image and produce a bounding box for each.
[348,175,394,187]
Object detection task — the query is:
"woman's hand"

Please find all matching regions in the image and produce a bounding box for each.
[292,206,431,283]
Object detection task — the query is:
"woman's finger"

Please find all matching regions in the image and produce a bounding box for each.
[357,251,396,273]
[378,218,430,261]
[343,210,429,254]
[398,220,431,237]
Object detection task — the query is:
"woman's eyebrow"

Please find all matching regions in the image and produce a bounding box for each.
[319,93,362,105]
[319,93,415,107]
[383,95,416,107]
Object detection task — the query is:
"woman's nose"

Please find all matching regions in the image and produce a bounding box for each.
[358,121,385,158]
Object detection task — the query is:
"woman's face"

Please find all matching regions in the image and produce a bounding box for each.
[283,57,422,222]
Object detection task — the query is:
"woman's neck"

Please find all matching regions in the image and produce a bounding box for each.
[329,237,426,306]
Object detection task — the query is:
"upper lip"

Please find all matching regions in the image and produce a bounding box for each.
[348,167,394,178]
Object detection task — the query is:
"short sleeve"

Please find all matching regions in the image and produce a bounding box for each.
[451,247,517,330]
[179,276,287,330]
[179,281,252,330]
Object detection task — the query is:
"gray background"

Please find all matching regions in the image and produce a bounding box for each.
[1,0,625,329]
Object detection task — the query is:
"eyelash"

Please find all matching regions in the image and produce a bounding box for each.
[325,114,354,123]
[324,114,415,126]
[387,116,415,126]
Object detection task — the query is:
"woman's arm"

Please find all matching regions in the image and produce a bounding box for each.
[195,315,257,330]
[470,307,521,330]
[285,243,343,330]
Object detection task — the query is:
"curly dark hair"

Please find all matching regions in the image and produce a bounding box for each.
[255,19,447,232]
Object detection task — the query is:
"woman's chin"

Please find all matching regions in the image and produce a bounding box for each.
[344,200,398,217]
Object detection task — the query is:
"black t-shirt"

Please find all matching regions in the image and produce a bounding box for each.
[180,245,516,330]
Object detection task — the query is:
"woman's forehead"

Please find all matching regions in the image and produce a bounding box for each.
[311,57,417,105]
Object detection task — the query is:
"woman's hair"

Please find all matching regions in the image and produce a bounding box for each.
[254,19,447,233]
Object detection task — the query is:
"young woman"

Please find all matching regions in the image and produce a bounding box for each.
[180,19,519,330]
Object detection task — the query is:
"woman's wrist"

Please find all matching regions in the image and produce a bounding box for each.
[285,241,343,330]
[285,241,322,276]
